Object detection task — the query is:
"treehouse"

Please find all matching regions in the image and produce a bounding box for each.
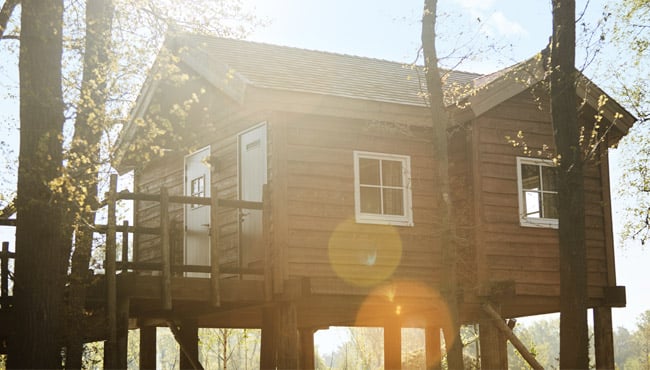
[102,34,635,369]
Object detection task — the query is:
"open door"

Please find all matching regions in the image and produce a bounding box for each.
[239,123,267,268]
[184,146,211,277]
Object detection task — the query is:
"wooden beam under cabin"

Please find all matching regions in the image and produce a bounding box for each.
[479,304,508,369]
[139,326,156,370]
[384,319,402,370]
[425,326,442,370]
[482,303,543,370]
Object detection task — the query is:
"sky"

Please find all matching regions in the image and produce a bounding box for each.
[0,0,648,356]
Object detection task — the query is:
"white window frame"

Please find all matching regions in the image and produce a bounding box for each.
[516,157,559,229]
[353,151,414,227]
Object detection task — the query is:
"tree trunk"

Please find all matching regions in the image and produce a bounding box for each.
[65,0,114,367]
[550,0,589,368]
[9,0,66,368]
[421,0,464,368]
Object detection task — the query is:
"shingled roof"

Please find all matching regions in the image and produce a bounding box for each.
[171,33,481,107]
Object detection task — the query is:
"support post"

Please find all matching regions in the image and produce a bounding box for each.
[482,303,543,370]
[121,220,129,273]
[179,319,200,370]
[160,186,172,310]
[105,174,118,368]
[300,328,315,370]
[261,306,278,370]
[139,326,157,370]
[425,326,442,370]
[1,241,9,303]
[384,319,402,370]
[210,185,221,307]
[262,185,272,301]
[594,306,615,370]
[167,320,204,370]
[116,298,130,370]
[479,304,508,370]
[277,303,299,369]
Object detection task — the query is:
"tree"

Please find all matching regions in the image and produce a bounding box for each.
[421,0,464,368]
[614,0,650,245]
[550,0,590,368]
[8,0,69,368]
[0,0,257,366]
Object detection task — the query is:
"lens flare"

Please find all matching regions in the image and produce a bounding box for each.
[327,217,402,287]
[353,280,459,366]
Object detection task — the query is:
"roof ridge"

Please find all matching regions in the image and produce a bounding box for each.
[176,32,485,77]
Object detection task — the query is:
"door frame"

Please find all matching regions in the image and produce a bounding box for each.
[237,121,268,268]
[183,145,212,271]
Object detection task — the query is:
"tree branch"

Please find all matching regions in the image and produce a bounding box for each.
[0,0,19,40]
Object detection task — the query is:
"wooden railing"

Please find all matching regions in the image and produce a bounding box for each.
[100,174,268,309]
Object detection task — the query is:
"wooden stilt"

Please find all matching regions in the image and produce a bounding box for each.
[300,328,315,370]
[104,174,118,369]
[479,304,508,370]
[167,320,204,370]
[482,303,543,370]
[139,326,157,370]
[594,307,615,370]
[384,319,402,370]
[260,306,277,370]
[277,303,299,369]
[179,319,200,370]
[425,326,442,370]
[116,298,130,370]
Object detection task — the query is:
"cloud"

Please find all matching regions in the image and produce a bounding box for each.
[490,11,528,36]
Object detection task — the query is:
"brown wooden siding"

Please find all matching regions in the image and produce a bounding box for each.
[133,81,270,273]
[279,113,442,290]
[474,89,611,302]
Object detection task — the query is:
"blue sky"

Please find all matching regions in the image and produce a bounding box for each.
[0,0,647,354]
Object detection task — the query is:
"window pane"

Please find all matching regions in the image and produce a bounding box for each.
[382,160,403,187]
[542,166,558,191]
[543,193,559,218]
[383,188,404,215]
[524,191,541,218]
[359,158,380,185]
[521,164,540,190]
[360,186,381,213]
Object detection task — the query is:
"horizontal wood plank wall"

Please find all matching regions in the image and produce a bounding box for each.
[281,113,441,292]
[134,83,269,273]
[475,90,610,306]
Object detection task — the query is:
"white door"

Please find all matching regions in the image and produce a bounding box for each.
[239,124,267,267]
[184,146,211,277]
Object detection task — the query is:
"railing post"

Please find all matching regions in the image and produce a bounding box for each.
[122,220,129,273]
[210,185,220,307]
[263,185,272,301]
[160,186,172,310]
[1,241,9,304]
[105,173,118,368]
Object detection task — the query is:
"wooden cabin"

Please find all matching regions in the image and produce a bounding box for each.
[110,34,635,369]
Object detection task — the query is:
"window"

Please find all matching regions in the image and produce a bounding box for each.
[190,175,205,208]
[516,157,558,228]
[354,151,413,226]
